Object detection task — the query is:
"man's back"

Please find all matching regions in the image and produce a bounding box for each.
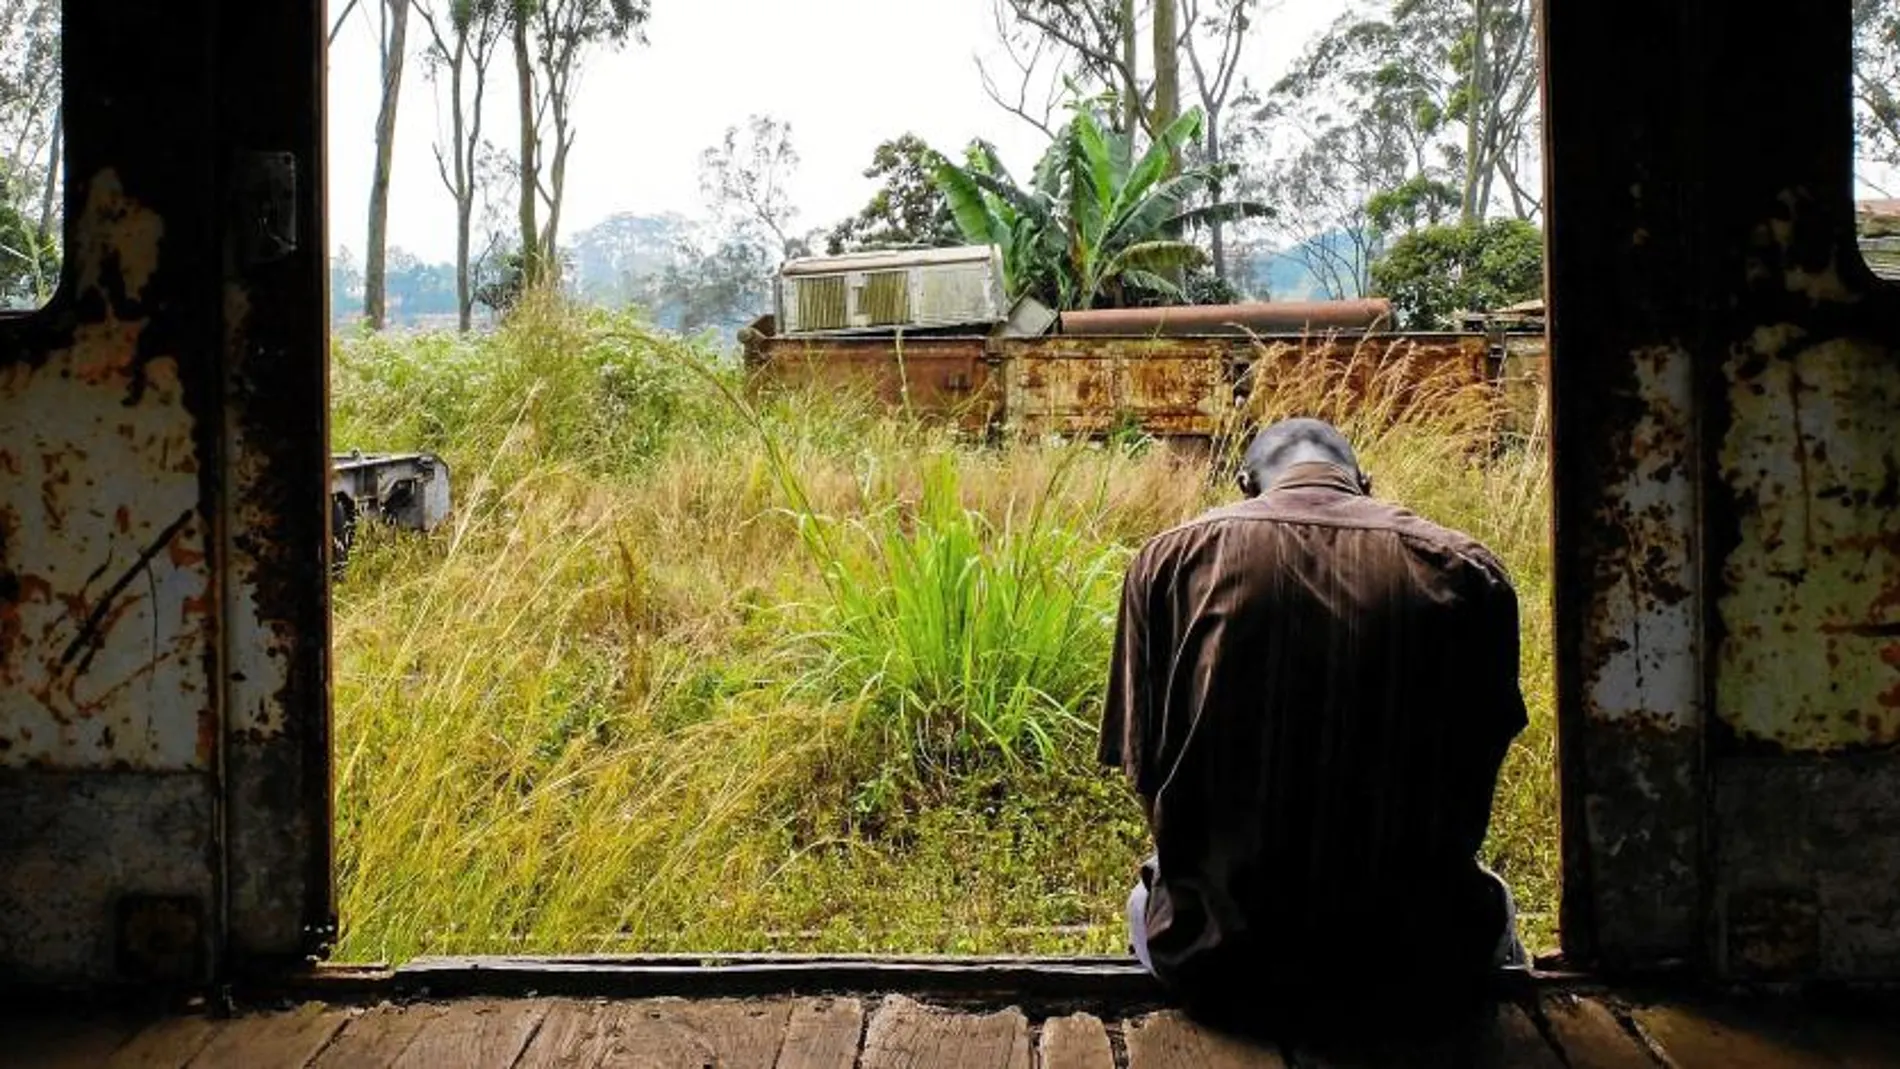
[1102,462,1527,999]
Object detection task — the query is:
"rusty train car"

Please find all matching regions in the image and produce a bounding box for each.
[740,297,1515,443]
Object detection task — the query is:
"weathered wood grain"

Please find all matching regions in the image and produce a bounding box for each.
[1124,1010,1286,1069]
[1535,995,1657,1069]
[104,1016,221,1069]
[1038,1013,1116,1069]
[388,999,549,1069]
[595,998,790,1068]
[187,1004,348,1068]
[859,995,1030,1069]
[775,998,864,1069]
[308,1003,446,1068]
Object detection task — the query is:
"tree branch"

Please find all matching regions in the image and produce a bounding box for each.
[328,0,361,46]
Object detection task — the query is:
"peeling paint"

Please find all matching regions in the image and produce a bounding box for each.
[1719,330,1900,749]
[1581,345,1701,732]
[0,170,214,771]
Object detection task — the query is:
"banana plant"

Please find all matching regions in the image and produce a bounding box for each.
[933,107,1271,310]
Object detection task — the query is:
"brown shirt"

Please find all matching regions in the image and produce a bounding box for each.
[1102,462,1527,995]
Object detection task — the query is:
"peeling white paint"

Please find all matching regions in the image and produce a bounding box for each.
[0,173,213,771]
[1586,345,1702,730]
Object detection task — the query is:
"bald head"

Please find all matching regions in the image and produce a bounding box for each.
[1236,418,1370,498]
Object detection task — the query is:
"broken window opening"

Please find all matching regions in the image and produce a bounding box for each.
[0,0,61,312]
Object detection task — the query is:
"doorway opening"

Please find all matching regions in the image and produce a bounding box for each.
[312,0,1558,966]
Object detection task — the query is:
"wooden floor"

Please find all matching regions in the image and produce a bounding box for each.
[10,988,1900,1068]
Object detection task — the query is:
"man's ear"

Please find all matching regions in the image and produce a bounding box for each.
[1236,469,1258,497]
[1358,469,1374,495]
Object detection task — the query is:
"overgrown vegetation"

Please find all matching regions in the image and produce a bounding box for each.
[330,295,1556,963]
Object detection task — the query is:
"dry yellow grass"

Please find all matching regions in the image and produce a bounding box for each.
[328,297,1556,963]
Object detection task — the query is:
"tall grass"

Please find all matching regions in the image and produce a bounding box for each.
[329,296,1556,962]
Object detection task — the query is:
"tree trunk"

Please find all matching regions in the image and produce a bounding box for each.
[1152,0,1180,152]
[513,11,541,283]
[1206,107,1226,281]
[448,65,471,330]
[36,103,60,243]
[1462,0,1488,225]
[444,41,472,333]
[365,0,410,331]
[1120,0,1140,136]
[541,117,568,274]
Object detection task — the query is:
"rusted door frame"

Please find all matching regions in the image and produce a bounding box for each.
[0,0,336,987]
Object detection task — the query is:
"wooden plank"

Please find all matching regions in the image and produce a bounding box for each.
[775,998,864,1069]
[309,1003,446,1068]
[106,1017,223,1069]
[1124,1011,1286,1069]
[1038,1013,1115,1069]
[389,999,550,1069]
[1288,1004,1561,1069]
[187,1004,349,1069]
[515,1000,619,1069]
[1535,995,1657,1069]
[596,998,791,1068]
[859,994,1031,1069]
[1631,1003,1841,1069]
[3,1012,154,1068]
[1469,1004,1568,1069]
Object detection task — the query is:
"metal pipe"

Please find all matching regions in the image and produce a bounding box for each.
[1057,300,1393,336]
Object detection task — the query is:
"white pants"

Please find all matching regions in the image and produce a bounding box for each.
[1125,865,1529,974]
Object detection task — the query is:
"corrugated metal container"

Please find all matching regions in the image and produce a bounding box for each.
[775,246,1008,336]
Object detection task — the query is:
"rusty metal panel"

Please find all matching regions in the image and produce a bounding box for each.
[1001,333,1487,440]
[218,0,339,966]
[0,174,216,772]
[1239,334,1490,406]
[1545,0,1707,972]
[1000,336,1233,438]
[1718,329,1900,751]
[1692,5,1900,980]
[747,336,1000,435]
[0,0,228,987]
[0,772,216,982]
[1553,0,1900,982]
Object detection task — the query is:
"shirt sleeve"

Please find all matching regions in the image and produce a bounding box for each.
[1100,545,1152,789]
[1450,546,1530,854]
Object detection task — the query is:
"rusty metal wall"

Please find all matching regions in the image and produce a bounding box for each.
[745,332,1492,441]
[0,1,224,986]
[1550,0,1900,979]
[216,0,337,975]
[745,335,1000,436]
[999,336,1236,438]
[0,0,333,986]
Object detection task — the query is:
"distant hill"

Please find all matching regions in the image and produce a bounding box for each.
[566,212,697,306]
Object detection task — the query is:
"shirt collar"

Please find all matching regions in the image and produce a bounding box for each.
[1265,461,1365,496]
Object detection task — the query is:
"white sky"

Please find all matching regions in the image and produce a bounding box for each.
[324,0,1341,263]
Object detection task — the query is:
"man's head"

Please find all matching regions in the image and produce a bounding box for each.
[1236,418,1371,498]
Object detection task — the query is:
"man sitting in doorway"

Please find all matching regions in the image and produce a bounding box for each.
[1101,418,1529,1020]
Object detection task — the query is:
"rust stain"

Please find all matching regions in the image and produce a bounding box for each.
[1719,328,1900,751]
[0,170,214,771]
[746,331,1509,443]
